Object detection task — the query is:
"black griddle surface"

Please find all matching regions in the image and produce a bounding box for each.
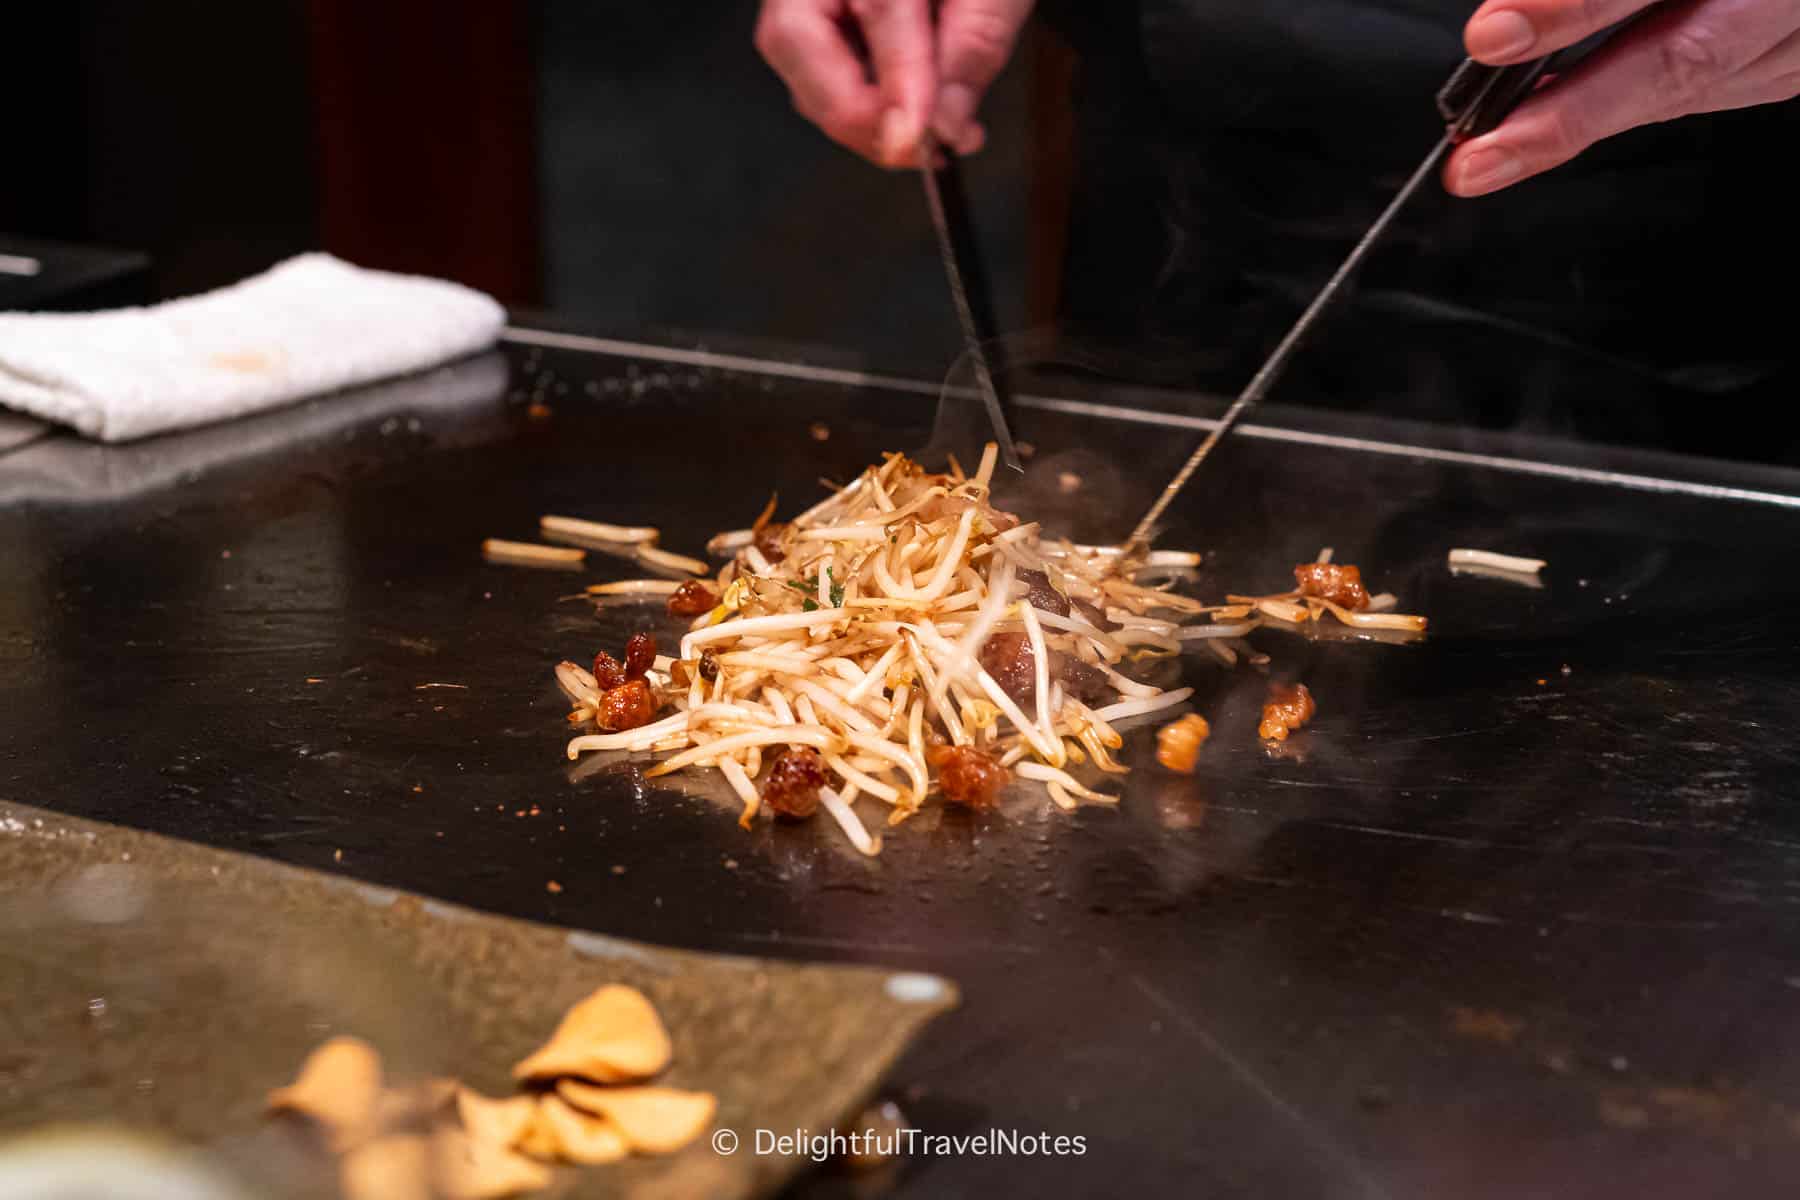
[6,331,1800,1199]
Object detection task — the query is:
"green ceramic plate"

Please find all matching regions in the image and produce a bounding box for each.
[0,802,955,1199]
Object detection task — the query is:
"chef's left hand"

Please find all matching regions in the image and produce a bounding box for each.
[1448,0,1800,196]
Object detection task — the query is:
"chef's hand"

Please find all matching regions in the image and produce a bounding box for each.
[1449,0,1800,195]
[754,0,1035,167]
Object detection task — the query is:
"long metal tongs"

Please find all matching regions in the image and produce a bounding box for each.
[1121,53,1560,555]
[919,131,1023,473]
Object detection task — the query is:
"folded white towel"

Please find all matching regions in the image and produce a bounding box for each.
[0,253,505,443]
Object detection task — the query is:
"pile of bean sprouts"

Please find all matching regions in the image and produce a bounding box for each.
[550,445,1425,856]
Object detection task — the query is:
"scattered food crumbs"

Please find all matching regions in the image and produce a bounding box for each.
[1598,1097,1651,1129]
[1449,1007,1523,1045]
[809,422,831,441]
[546,881,563,894]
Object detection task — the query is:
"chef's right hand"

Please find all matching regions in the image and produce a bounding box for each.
[754,0,1035,168]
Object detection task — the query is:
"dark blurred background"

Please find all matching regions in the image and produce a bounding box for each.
[4,1,1796,465]
[0,0,1065,375]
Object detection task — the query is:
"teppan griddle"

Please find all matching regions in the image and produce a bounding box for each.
[5,322,1800,1199]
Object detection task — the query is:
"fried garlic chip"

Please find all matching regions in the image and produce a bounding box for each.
[374,1077,459,1132]
[554,1082,716,1155]
[433,1127,553,1200]
[512,1102,562,1164]
[266,1036,384,1151]
[512,985,671,1084]
[537,1095,631,1165]
[455,1089,537,1151]
[339,1133,432,1200]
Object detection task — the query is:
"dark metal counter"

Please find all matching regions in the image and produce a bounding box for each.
[5,327,1800,1199]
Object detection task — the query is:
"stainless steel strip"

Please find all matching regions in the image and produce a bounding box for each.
[504,327,946,398]
[1021,394,1800,512]
[500,327,1800,513]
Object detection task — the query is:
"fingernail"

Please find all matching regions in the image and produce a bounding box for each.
[1467,10,1536,61]
[934,83,978,145]
[877,107,916,166]
[1456,146,1523,195]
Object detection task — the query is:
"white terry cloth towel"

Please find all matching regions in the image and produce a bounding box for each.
[0,253,505,443]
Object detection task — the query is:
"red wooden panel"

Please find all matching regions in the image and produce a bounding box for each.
[305,0,540,304]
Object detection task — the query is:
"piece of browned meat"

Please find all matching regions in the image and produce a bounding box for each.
[1016,569,1070,618]
[1258,683,1316,742]
[977,633,1113,707]
[666,580,718,617]
[622,632,658,680]
[761,747,828,819]
[591,651,627,692]
[1293,563,1370,611]
[930,745,1009,808]
[753,522,788,562]
[1156,714,1211,773]
[597,679,658,732]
